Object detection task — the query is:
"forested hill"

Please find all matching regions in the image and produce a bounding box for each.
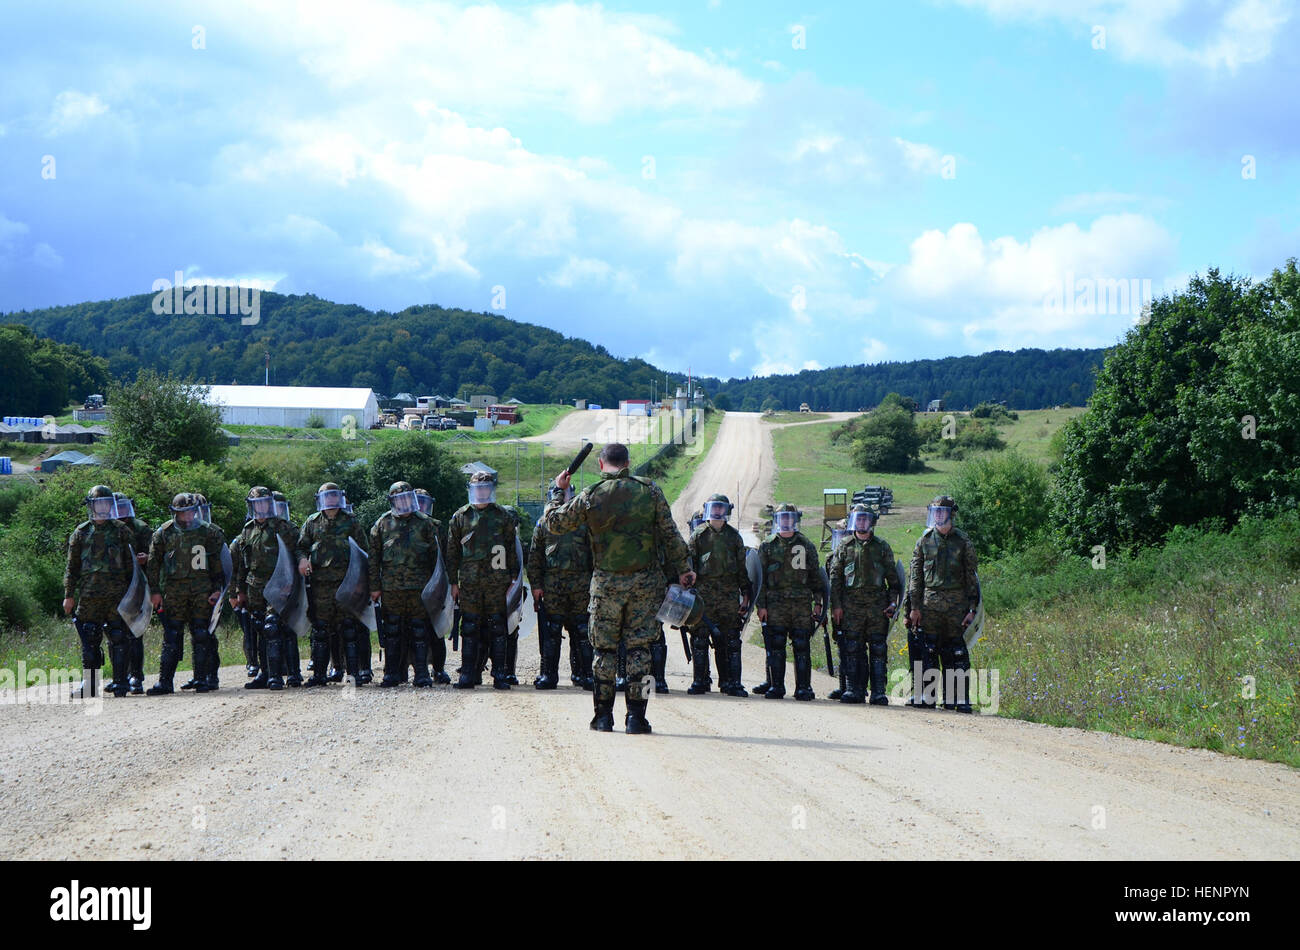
[3,291,684,407]
[703,347,1104,411]
[6,290,1101,410]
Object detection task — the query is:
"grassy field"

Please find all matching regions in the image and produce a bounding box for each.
[0,441,45,464]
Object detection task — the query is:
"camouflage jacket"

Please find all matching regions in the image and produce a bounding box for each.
[908,526,978,611]
[757,531,822,607]
[829,534,901,609]
[444,503,517,585]
[544,469,688,577]
[527,518,592,588]
[368,511,443,591]
[147,520,227,593]
[63,519,135,600]
[689,522,751,597]
[233,517,297,591]
[297,510,370,574]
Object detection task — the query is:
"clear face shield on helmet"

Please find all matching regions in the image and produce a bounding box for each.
[467,481,497,506]
[197,503,211,523]
[87,495,120,521]
[273,500,290,521]
[315,488,346,512]
[926,505,954,529]
[172,500,202,530]
[703,500,731,522]
[415,493,433,515]
[847,509,875,534]
[773,510,800,534]
[112,494,136,519]
[247,495,275,521]
[389,490,419,516]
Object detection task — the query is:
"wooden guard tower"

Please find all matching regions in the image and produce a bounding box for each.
[821,488,847,549]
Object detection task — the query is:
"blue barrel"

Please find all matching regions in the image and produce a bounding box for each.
[0,457,11,475]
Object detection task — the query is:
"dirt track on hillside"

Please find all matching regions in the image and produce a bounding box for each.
[3,411,1297,860]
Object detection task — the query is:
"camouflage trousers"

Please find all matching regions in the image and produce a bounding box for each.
[840,589,892,642]
[456,561,514,616]
[589,566,666,703]
[919,589,971,643]
[695,580,744,635]
[307,569,348,628]
[539,572,591,615]
[74,584,129,624]
[762,592,816,633]
[159,579,215,626]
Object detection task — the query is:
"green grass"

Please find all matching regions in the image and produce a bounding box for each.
[0,441,45,464]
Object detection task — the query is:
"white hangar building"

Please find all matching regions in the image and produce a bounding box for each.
[204,385,380,429]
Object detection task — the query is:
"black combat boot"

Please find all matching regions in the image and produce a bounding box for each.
[378,629,404,688]
[839,639,865,704]
[505,632,520,686]
[868,636,889,705]
[534,622,561,690]
[590,691,615,732]
[107,637,130,698]
[328,632,345,682]
[722,635,748,697]
[792,635,815,701]
[411,638,434,688]
[764,639,786,699]
[687,633,712,694]
[614,640,627,692]
[191,633,213,694]
[624,698,652,734]
[941,639,974,713]
[453,636,479,689]
[128,635,145,695]
[430,635,451,684]
[264,627,285,691]
[343,628,362,685]
[491,633,511,690]
[650,638,669,693]
[568,633,582,686]
[245,629,270,689]
[752,633,771,696]
[357,625,374,685]
[148,628,183,696]
[577,635,595,691]
[304,628,331,687]
[283,631,303,687]
[907,630,939,708]
[828,639,846,700]
[206,630,221,691]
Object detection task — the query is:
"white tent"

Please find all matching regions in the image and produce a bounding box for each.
[203,385,379,429]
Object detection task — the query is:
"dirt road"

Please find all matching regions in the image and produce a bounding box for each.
[521,408,651,449]
[3,411,1297,860]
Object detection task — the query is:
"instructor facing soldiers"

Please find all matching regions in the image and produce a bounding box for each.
[545,443,693,734]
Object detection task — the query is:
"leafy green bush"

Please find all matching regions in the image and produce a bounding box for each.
[305,413,325,428]
[101,369,228,469]
[950,450,1050,559]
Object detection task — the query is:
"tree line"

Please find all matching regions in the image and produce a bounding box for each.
[0,324,109,416]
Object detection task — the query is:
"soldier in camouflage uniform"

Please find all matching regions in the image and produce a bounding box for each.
[413,488,451,684]
[545,443,693,733]
[63,486,136,698]
[907,495,979,712]
[112,492,152,695]
[270,491,304,685]
[829,504,902,705]
[528,480,595,690]
[177,492,228,692]
[366,482,442,688]
[685,494,752,697]
[754,504,824,701]
[228,535,259,679]
[296,482,370,687]
[145,493,227,695]
[446,472,520,690]
[231,486,298,690]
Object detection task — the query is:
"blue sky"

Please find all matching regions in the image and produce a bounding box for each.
[1,0,1297,379]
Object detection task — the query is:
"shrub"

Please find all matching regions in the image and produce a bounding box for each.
[950,449,1051,559]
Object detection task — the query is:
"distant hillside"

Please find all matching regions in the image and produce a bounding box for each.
[5,291,1102,411]
[701,348,1104,411]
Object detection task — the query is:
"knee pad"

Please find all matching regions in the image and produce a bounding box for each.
[162,618,186,648]
[460,611,481,638]
[571,615,590,639]
[105,623,130,647]
[940,638,969,668]
[767,626,788,650]
[487,612,507,637]
[408,614,430,644]
[867,634,888,661]
[261,612,282,639]
[190,620,213,645]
